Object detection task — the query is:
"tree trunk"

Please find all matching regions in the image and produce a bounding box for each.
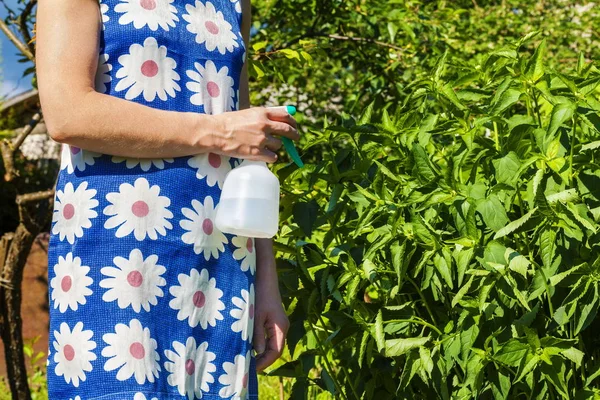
[0,226,35,400]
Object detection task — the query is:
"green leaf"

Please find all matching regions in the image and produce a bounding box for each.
[526,39,547,82]
[494,207,538,240]
[385,336,430,357]
[452,275,474,307]
[490,88,522,115]
[548,102,575,137]
[374,310,385,352]
[494,339,529,367]
[477,196,510,232]
[561,347,584,368]
[493,152,522,184]
[292,200,319,237]
[412,143,438,182]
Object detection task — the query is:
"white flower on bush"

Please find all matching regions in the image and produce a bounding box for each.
[53,322,97,387]
[164,337,217,399]
[102,319,161,384]
[50,252,93,313]
[52,181,99,244]
[169,268,225,329]
[103,177,173,241]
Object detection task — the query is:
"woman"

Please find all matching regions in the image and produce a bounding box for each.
[36,0,295,398]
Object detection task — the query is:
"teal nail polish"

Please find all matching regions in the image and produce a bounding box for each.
[286,105,297,115]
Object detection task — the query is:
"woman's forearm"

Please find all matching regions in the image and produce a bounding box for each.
[42,88,220,159]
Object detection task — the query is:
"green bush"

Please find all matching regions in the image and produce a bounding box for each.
[271,34,600,399]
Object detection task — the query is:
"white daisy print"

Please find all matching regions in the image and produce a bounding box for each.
[186,60,235,115]
[53,322,97,387]
[70,397,82,400]
[115,0,179,31]
[180,196,227,260]
[100,1,109,29]
[111,156,174,171]
[164,337,217,399]
[232,236,256,275]
[100,249,167,312]
[169,268,225,329]
[134,394,158,400]
[52,181,99,244]
[115,36,181,102]
[218,350,252,400]
[102,319,161,384]
[104,177,173,241]
[59,144,102,174]
[50,253,93,313]
[230,0,241,13]
[230,284,255,342]
[187,152,231,189]
[183,1,239,55]
[95,53,112,93]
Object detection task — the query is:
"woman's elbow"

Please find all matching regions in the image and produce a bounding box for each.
[40,91,89,143]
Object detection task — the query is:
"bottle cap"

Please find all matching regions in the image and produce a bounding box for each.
[282,105,304,168]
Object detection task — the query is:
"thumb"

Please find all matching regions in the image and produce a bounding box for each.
[253,317,266,355]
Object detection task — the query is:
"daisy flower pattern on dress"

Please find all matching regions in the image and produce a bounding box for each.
[230,284,254,342]
[169,268,225,329]
[134,394,158,400]
[104,177,173,241]
[100,249,167,312]
[183,1,239,55]
[187,153,231,189]
[186,60,235,115]
[218,350,252,400]
[230,0,241,13]
[102,319,161,384]
[115,36,181,102]
[231,236,255,275]
[95,53,112,93]
[111,156,174,172]
[50,253,94,313]
[53,322,97,387]
[115,0,179,31]
[164,337,217,399]
[180,196,227,260]
[100,0,109,29]
[60,144,102,174]
[52,181,99,245]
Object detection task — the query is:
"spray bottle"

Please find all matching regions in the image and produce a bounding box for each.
[215,105,304,238]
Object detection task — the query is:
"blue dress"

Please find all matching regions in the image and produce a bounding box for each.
[46,0,258,398]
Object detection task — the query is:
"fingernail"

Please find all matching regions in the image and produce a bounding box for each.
[256,344,265,354]
[286,105,297,116]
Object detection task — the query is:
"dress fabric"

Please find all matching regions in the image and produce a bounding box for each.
[46,0,259,398]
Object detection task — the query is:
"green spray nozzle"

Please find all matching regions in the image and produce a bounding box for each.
[283,105,304,168]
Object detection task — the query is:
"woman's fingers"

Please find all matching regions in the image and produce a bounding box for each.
[265,106,298,129]
[255,320,286,372]
[264,135,283,152]
[267,121,300,141]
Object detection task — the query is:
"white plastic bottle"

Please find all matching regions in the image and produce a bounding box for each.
[215,105,302,238]
[215,160,281,238]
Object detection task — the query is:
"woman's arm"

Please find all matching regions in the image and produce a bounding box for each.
[237,0,290,371]
[35,0,298,162]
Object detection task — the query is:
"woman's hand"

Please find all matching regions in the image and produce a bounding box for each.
[253,239,289,372]
[211,106,299,163]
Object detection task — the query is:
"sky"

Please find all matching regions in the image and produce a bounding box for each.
[1,0,34,100]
